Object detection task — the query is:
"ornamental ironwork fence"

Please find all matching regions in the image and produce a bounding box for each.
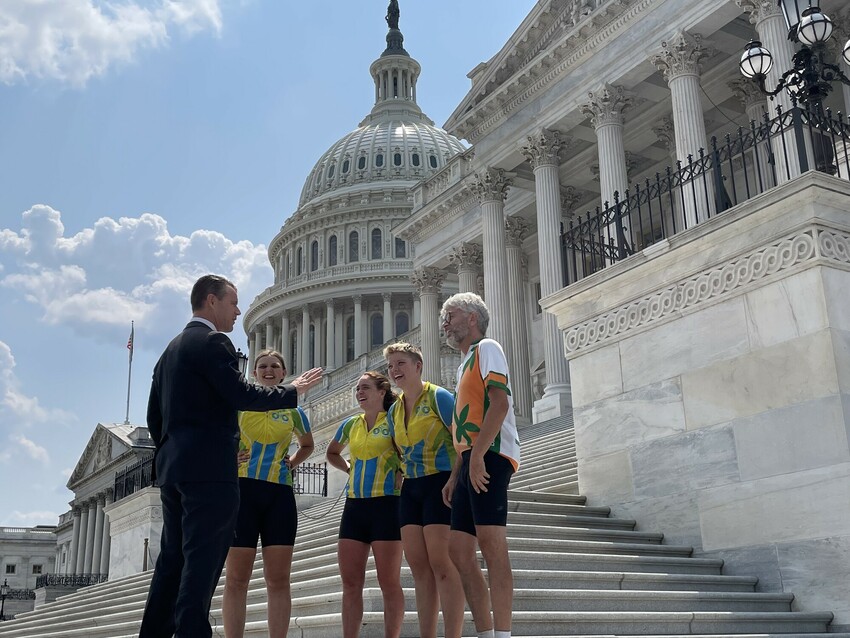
[113,455,156,502]
[292,462,328,497]
[35,574,107,588]
[1,589,35,600]
[560,103,850,286]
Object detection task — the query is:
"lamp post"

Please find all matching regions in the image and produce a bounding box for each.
[740,1,850,110]
[0,578,9,621]
[235,348,249,378]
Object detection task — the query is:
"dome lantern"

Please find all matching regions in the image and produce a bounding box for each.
[369,0,422,117]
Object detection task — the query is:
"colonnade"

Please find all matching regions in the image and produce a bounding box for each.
[59,490,112,576]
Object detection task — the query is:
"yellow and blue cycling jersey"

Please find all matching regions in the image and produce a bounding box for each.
[334,412,401,498]
[238,406,310,486]
[387,382,456,478]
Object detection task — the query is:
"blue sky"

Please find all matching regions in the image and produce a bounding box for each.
[0,0,534,526]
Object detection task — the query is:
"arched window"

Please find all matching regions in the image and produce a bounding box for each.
[328,235,338,267]
[285,251,291,279]
[371,228,382,259]
[296,246,303,276]
[429,154,438,169]
[358,156,366,170]
[310,240,319,271]
[394,238,406,258]
[393,152,402,166]
[327,164,335,179]
[395,312,409,337]
[375,153,384,168]
[346,317,355,362]
[308,324,316,368]
[342,159,350,173]
[371,314,383,347]
[349,231,359,262]
[412,153,420,167]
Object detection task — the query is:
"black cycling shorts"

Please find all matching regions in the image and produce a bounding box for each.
[338,496,401,543]
[450,450,514,535]
[399,471,452,527]
[233,477,297,547]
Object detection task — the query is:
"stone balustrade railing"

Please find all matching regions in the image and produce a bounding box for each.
[412,148,475,212]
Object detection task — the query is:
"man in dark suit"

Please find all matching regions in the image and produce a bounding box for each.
[139,274,322,638]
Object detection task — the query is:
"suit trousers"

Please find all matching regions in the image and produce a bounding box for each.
[139,481,239,638]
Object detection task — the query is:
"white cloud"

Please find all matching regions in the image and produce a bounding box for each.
[0,205,272,350]
[0,340,74,426]
[12,433,50,464]
[0,0,224,87]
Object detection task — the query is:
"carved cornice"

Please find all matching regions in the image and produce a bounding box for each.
[411,267,446,295]
[399,183,477,244]
[652,31,713,82]
[472,168,512,204]
[735,0,783,25]
[451,0,655,143]
[448,242,484,272]
[563,226,850,355]
[521,128,566,169]
[580,84,634,129]
[505,216,529,246]
[110,503,163,536]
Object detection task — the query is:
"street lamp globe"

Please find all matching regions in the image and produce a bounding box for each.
[843,38,850,66]
[778,0,821,40]
[740,40,773,79]
[796,8,833,47]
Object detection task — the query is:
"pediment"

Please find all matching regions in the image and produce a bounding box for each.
[67,424,131,488]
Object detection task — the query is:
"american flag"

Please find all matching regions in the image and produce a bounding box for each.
[127,323,134,359]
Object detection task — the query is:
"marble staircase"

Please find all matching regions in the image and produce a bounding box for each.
[1,415,847,637]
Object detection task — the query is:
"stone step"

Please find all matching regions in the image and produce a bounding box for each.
[506,490,587,506]
[507,551,719,574]
[515,459,578,479]
[505,523,663,544]
[506,511,637,530]
[511,473,579,493]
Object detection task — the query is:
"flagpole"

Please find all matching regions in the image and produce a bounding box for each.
[125,321,134,425]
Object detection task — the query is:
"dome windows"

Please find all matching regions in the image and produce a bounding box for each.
[395,238,406,258]
[342,159,350,174]
[328,235,338,267]
[371,229,382,259]
[411,153,420,167]
[296,246,303,276]
[349,231,359,262]
[310,240,319,271]
[429,154,438,169]
[375,153,384,168]
[395,312,409,337]
[393,153,402,167]
[327,164,335,179]
[358,155,367,170]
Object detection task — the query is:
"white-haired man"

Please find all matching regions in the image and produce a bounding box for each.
[440,292,518,638]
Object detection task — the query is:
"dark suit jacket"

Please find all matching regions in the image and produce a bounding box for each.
[147,321,300,485]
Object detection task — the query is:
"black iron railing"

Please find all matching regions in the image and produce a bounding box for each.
[292,462,328,497]
[561,103,850,285]
[35,574,107,588]
[2,589,35,600]
[113,455,156,502]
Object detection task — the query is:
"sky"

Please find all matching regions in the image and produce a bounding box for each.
[0,0,535,527]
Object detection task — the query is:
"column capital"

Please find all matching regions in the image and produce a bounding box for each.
[728,78,768,112]
[734,0,782,25]
[580,84,634,129]
[472,168,512,204]
[324,298,336,309]
[352,295,363,305]
[652,31,712,82]
[411,267,446,295]
[448,242,483,272]
[382,292,392,303]
[505,216,529,246]
[652,115,676,155]
[560,185,584,218]
[521,128,566,169]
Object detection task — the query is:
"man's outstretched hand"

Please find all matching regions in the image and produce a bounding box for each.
[292,367,324,395]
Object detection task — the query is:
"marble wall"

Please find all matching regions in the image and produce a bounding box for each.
[544,174,850,626]
[104,488,162,581]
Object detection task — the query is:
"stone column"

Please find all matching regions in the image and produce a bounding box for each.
[280,314,290,369]
[312,309,321,368]
[521,129,573,420]
[581,85,632,207]
[99,490,112,575]
[653,31,714,227]
[736,0,801,183]
[68,507,81,575]
[730,78,774,190]
[300,306,310,372]
[75,506,89,573]
[504,216,533,420]
[91,496,105,574]
[353,295,364,357]
[382,293,393,344]
[472,168,514,366]
[411,268,446,384]
[413,296,421,327]
[448,242,483,293]
[265,321,274,351]
[325,301,335,369]
[83,501,97,572]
